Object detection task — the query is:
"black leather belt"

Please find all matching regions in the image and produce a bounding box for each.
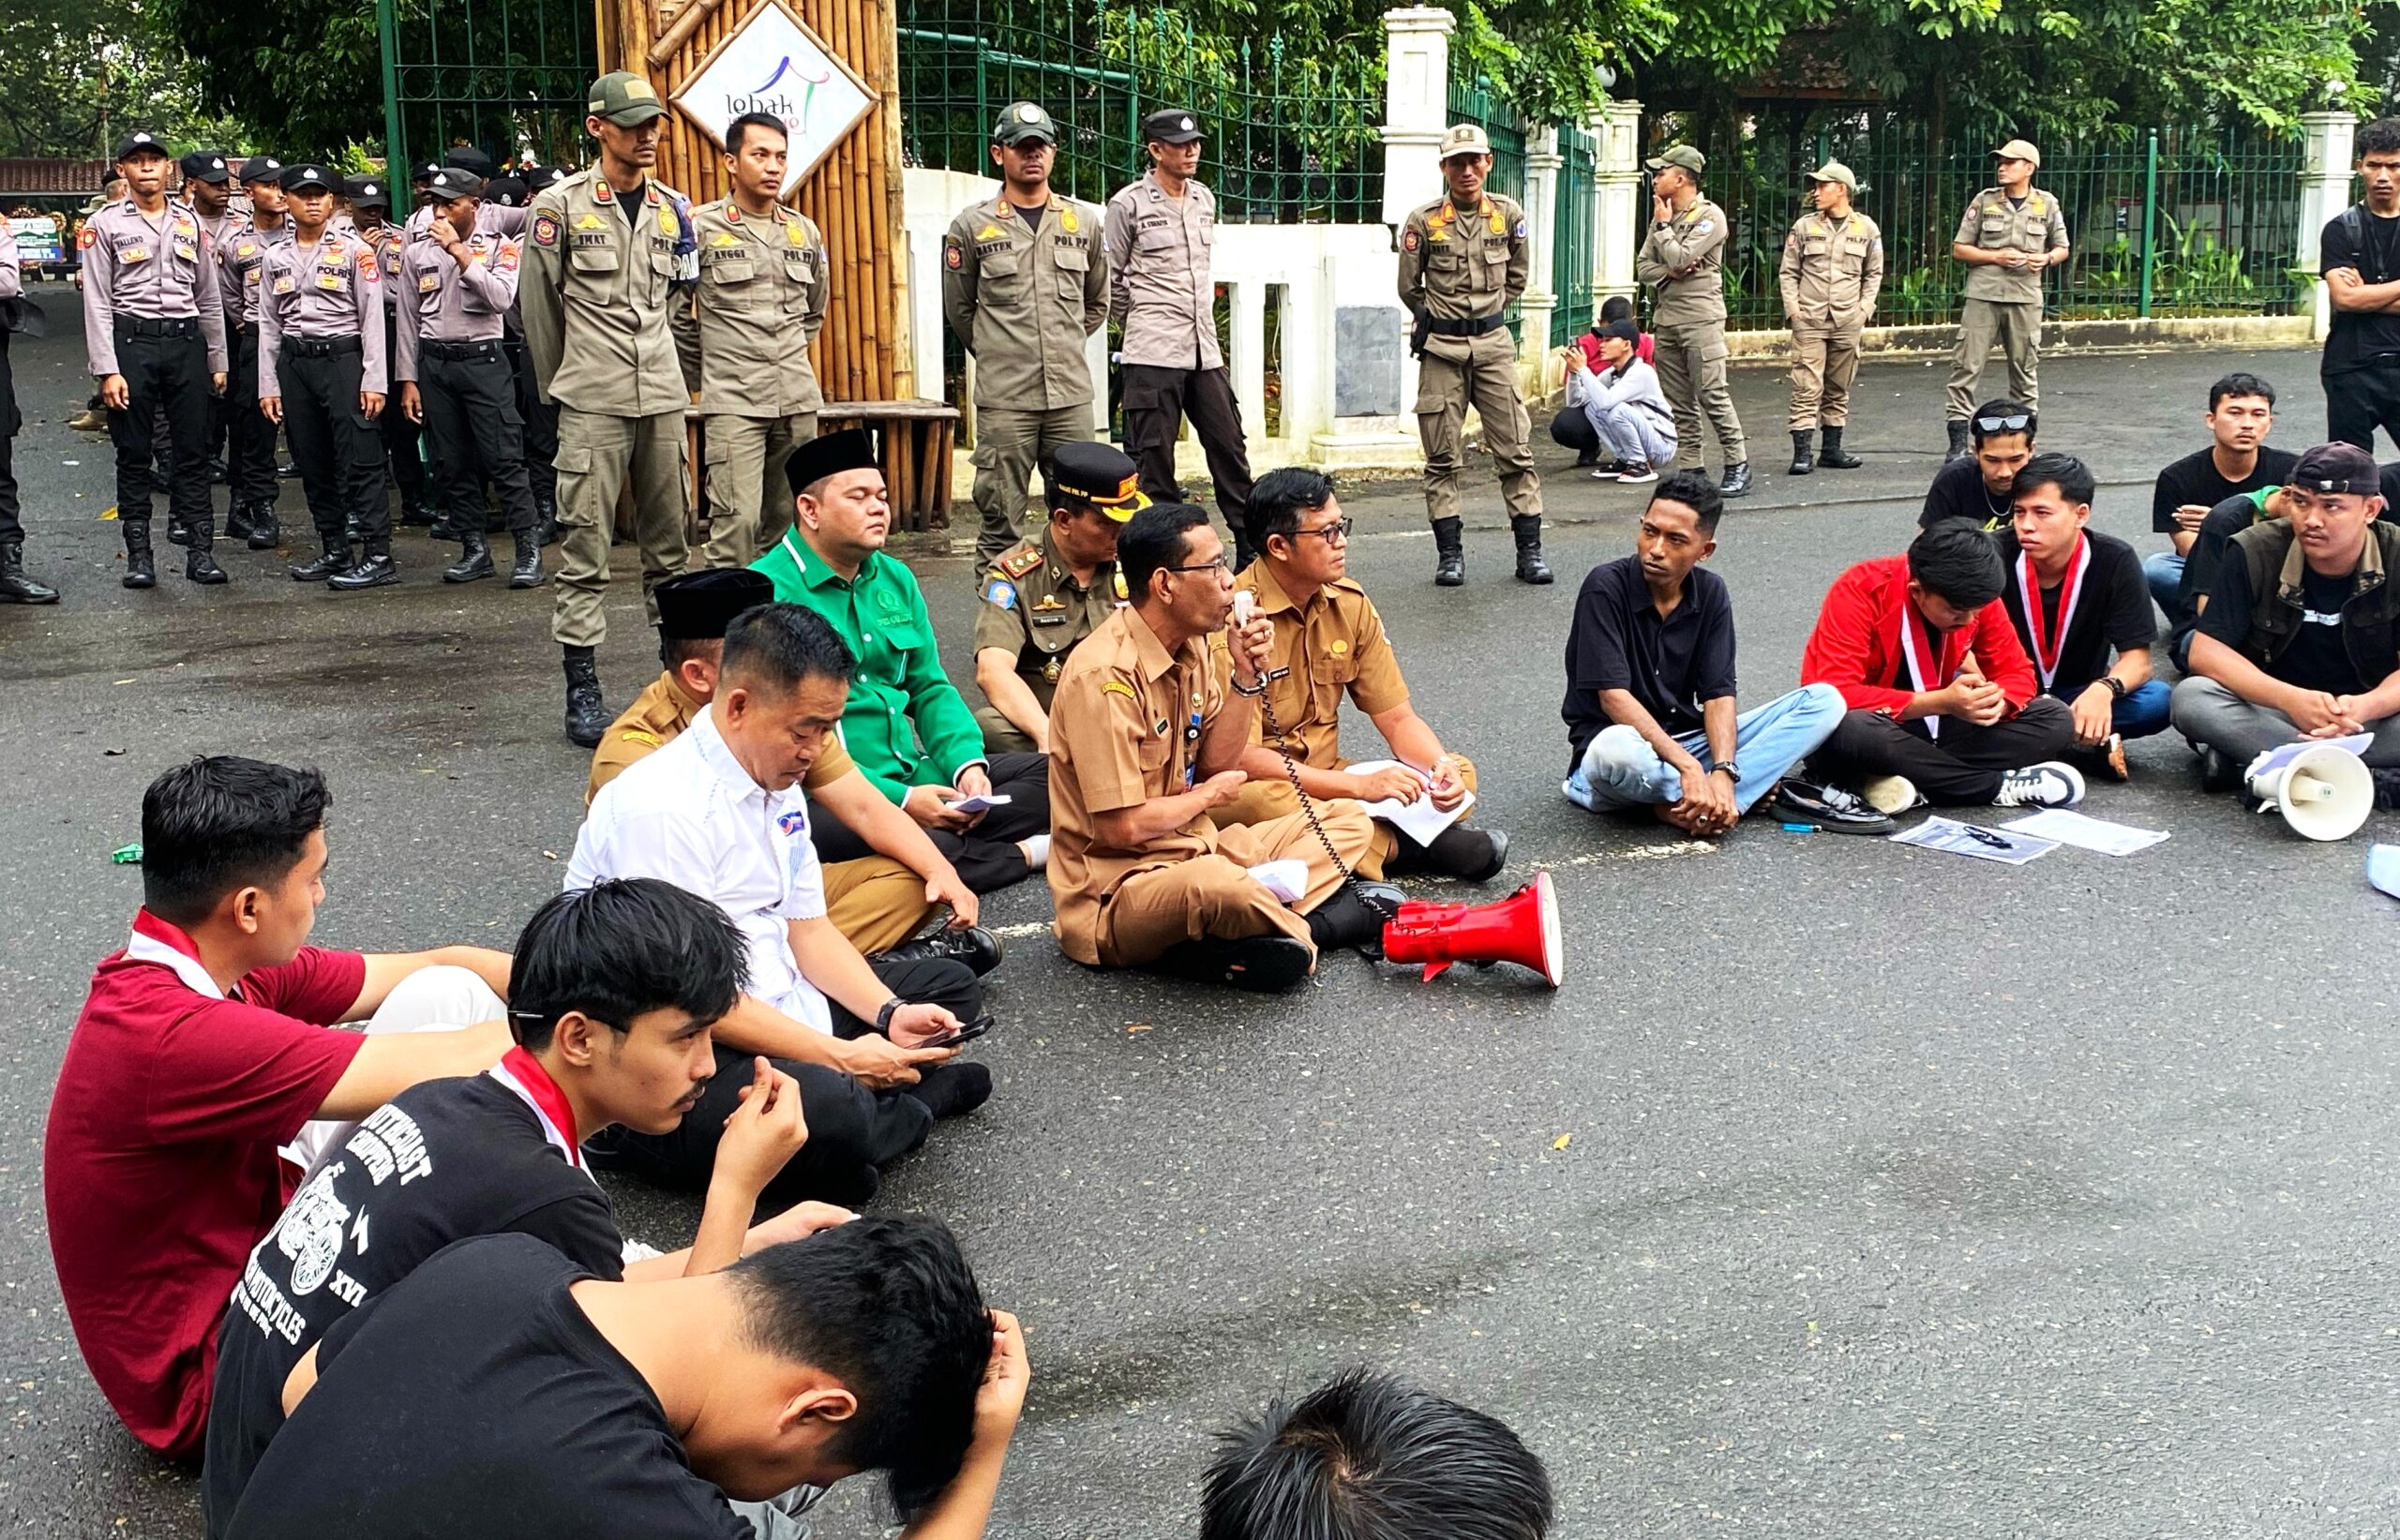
[114,316,198,337]
[422,338,502,362]
[283,335,364,358]
[1424,314,1507,338]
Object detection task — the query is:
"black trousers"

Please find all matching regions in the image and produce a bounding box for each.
[598,954,982,1205]
[1548,406,1600,453]
[2326,361,2400,456]
[0,326,20,546]
[1806,697,2076,805]
[107,320,214,542]
[223,327,278,509]
[421,345,536,534]
[380,311,428,512]
[1121,363,1255,541]
[808,751,1050,894]
[279,341,391,550]
[506,340,559,506]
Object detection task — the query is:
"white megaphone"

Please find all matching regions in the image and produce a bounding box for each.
[2245,740,2374,841]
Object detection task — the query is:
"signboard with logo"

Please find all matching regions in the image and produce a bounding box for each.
[673,0,877,194]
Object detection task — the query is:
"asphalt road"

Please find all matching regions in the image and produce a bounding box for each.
[3,312,2394,1537]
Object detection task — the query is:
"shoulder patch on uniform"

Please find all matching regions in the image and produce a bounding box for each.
[1513,218,1527,238]
[77,226,95,251]
[532,212,559,247]
[945,243,962,270]
[1402,227,1419,252]
[1102,680,1137,699]
[982,577,1016,609]
[620,728,660,748]
[998,546,1043,578]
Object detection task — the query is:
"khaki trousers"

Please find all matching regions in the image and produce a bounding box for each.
[1945,298,2041,419]
[1415,330,1539,525]
[971,404,1093,566]
[970,701,1041,756]
[551,406,689,648]
[702,411,817,570]
[1214,758,1479,879]
[1094,805,1376,967]
[824,856,940,956]
[1789,327,1863,431]
[1653,322,1746,467]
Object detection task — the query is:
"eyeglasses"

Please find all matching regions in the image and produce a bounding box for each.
[1974,413,2032,433]
[1292,517,1355,544]
[1165,557,1232,575]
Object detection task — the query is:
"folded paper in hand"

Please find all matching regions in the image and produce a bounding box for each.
[1347,759,1473,846]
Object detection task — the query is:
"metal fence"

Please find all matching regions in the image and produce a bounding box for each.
[894,1,1383,222]
[375,0,595,182]
[1644,112,2307,332]
[1445,75,1526,205]
[1552,121,1597,346]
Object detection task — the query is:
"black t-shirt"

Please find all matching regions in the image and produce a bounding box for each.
[1992,530,2154,699]
[2172,490,2274,636]
[204,1075,626,1537]
[1918,456,2015,531]
[1562,556,1737,770]
[2197,546,2375,695]
[2150,445,2299,533]
[2321,205,2400,373]
[223,1234,752,1540]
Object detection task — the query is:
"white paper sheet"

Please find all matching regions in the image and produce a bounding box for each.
[2000,808,2170,856]
[1889,815,2058,865]
[1347,758,1473,846]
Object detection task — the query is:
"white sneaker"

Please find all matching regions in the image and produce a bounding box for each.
[1994,761,2085,808]
[1616,462,1658,485]
[1589,466,1620,481]
[1859,774,1926,815]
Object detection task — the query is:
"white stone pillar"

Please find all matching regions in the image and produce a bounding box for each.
[1379,7,1454,229]
[1521,126,1562,368]
[2300,111,2357,343]
[1228,278,1268,441]
[1590,98,1643,311]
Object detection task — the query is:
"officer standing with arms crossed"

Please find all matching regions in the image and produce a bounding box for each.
[82,130,229,588]
[258,164,394,591]
[1397,123,1550,588]
[1943,140,2068,460]
[1637,144,1748,498]
[395,167,546,589]
[1778,160,1882,476]
[524,71,699,747]
[1104,108,1254,567]
[944,102,1109,568]
[676,112,829,569]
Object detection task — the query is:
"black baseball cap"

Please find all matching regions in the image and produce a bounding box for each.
[238,155,286,187]
[345,175,392,209]
[281,164,338,194]
[2290,441,2380,496]
[656,569,775,640]
[481,174,530,208]
[525,165,569,192]
[412,160,442,185]
[1141,109,1202,146]
[442,145,496,177]
[179,151,233,186]
[426,168,485,202]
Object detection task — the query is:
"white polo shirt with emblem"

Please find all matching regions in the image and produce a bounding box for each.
[565,704,832,1034]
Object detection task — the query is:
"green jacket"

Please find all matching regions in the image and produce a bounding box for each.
[751,531,987,801]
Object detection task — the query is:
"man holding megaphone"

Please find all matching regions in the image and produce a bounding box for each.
[2173,441,2400,802]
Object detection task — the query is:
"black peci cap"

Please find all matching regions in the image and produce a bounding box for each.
[784,427,881,497]
[656,569,775,640]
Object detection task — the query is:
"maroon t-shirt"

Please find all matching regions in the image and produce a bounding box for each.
[43,910,366,1458]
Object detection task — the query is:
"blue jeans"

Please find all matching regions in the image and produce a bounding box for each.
[2112,677,2172,739]
[1564,682,1848,814]
[2141,549,2184,620]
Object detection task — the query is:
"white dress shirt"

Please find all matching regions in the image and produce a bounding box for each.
[566,705,832,1034]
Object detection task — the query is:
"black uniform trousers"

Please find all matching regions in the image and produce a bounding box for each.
[2325,360,2400,456]
[420,342,537,534]
[107,318,214,547]
[223,326,278,510]
[505,338,559,507]
[596,953,982,1205]
[0,325,22,546]
[1806,696,2076,806]
[1121,363,1255,541]
[808,751,1051,894]
[278,337,391,551]
[379,310,428,514]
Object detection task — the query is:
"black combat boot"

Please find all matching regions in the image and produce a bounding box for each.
[1789,430,1815,476]
[1510,516,1553,585]
[0,544,59,605]
[535,495,562,546]
[1818,425,1862,470]
[1944,419,1970,462]
[225,502,256,542]
[508,528,548,589]
[398,492,433,528]
[185,547,229,585]
[1432,516,1465,587]
[329,541,399,591]
[247,503,280,549]
[165,514,192,547]
[290,538,352,582]
[122,522,156,590]
[1719,461,1753,499]
[442,530,495,584]
[562,646,608,748]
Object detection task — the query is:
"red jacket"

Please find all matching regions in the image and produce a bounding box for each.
[1799,554,2038,716]
[1572,329,1655,369]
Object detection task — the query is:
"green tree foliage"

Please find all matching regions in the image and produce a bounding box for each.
[152,0,386,155]
[0,0,241,159]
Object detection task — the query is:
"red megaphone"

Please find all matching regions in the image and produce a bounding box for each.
[1379,871,1562,988]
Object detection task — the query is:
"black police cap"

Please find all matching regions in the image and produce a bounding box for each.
[179,152,232,185]
[443,146,497,177]
[1141,109,1203,145]
[113,131,168,162]
[237,155,286,186]
[656,569,776,640]
[281,164,337,194]
[426,168,485,202]
[344,175,392,208]
[785,428,882,498]
[481,175,530,208]
[1046,441,1148,520]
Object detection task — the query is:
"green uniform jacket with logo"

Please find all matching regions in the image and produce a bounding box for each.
[940,192,1108,411]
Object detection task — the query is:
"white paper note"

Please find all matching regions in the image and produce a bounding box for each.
[1347,758,1473,846]
[1889,815,2058,865]
[2000,807,2170,856]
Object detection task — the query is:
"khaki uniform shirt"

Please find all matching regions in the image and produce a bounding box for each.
[1396,193,1528,362]
[521,169,695,415]
[1635,197,1732,329]
[256,232,386,397]
[1102,172,1220,369]
[940,192,1108,410]
[79,199,229,377]
[1956,186,2069,305]
[585,669,858,805]
[1206,562,1409,769]
[676,199,829,417]
[394,231,522,382]
[1047,606,1229,964]
[972,531,1127,711]
[1778,210,1885,332]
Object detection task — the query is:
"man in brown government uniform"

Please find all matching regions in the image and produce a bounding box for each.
[1046,501,1395,994]
[1209,467,1510,884]
[943,101,1110,568]
[1637,143,1749,499]
[586,567,1002,974]
[1104,107,1255,568]
[1398,123,1551,589]
[1778,160,1882,477]
[676,110,829,569]
[525,70,698,747]
[972,441,1145,753]
[1944,139,2069,461]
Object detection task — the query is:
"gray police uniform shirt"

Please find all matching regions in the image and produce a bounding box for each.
[1102,172,1221,370]
[394,230,523,382]
[256,232,388,397]
[80,199,230,377]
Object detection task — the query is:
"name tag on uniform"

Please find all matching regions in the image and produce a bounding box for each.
[316,271,344,291]
[173,241,196,262]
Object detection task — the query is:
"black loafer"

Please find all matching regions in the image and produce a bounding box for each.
[876,925,1003,978]
[1772,778,1896,835]
[1152,934,1313,993]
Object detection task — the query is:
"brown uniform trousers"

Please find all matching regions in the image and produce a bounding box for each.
[1396,194,1539,524]
[1778,210,1883,432]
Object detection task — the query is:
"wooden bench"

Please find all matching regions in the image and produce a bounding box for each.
[678,399,961,536]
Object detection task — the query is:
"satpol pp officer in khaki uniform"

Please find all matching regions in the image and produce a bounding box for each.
[943,101,1109,568]
[1397,123,1549,589]
[675,110,829,569]
[1944,139,2069,460]
[971,440,1146,753]
[524,69,699,749]
[1778,160,1883,477]
[1636,144,1749,498]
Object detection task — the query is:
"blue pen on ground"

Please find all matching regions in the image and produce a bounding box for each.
[1780,822,1814,834]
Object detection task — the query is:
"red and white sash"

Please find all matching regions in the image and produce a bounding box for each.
[487,1047,587,1174]
[2010,534,2090,691]
[122,909,232,999]
[1897,601,1949,740]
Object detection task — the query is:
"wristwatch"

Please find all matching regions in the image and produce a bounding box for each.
[874,998,903,1034]
[1709,761,1741,784]
[2103,677,2129,699]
